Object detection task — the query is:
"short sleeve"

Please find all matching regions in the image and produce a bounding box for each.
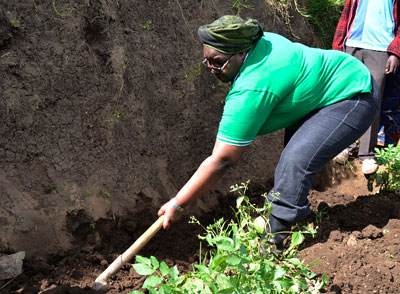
[216,89,281,146]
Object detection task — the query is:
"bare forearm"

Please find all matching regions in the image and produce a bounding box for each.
[174,156,231,207]
[158,141,247,229]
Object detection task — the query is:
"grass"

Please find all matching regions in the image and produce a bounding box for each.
[139,20,152,30]
[266,0,345,47]
[4,10,21,28]
[302,0,346,48]
[231,0,254,15]
[52,0,74,18]
[9,18,20,28]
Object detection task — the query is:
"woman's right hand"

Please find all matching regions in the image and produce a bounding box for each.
[158,201,183,229]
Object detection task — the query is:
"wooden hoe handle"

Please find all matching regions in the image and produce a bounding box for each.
[93,215,165,291]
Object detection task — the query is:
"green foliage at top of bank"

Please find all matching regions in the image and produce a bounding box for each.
[263,0,346,48]
[303,0,346,48]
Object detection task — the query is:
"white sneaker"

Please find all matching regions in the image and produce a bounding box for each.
[362,159,378,175]
[334,149,349,165]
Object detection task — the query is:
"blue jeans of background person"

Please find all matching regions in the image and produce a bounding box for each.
[267,79,379,227]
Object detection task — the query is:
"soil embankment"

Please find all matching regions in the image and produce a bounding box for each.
[2,1,399,293]
[1,0,313,256]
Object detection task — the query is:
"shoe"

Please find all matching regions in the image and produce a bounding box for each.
[260,215,291,256]
[261,237,285,256]
[362,159,378,175]
[334,149,349,165]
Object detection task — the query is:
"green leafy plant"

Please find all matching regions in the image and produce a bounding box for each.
[9,18,20,28]
[139,20,152,30]
[130,181,326,293]
[368,144,400,193]
[5,11,21,28]
[312,206,328,228]
[101,189,111,198]
[302,0,346,48]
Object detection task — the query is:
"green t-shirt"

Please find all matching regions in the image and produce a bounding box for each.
[217,32,372,146]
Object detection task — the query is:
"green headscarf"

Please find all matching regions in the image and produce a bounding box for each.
[197,15,263,54]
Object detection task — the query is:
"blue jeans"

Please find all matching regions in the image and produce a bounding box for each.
[267,79,379,225]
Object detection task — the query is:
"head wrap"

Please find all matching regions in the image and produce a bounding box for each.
[197,15,263,54]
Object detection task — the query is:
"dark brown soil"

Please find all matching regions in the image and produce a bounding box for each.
[1,1,399,294]
[1,161,399,294]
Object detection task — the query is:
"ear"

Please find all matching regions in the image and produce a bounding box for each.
[237,51,248,61]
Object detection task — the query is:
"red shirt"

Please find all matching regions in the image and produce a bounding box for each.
[332,0,400,58]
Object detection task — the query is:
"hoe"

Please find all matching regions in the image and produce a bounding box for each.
[92,215,165,291]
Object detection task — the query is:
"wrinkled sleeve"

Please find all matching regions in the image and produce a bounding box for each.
[387,1,400,58]
[216,90,280,146]
[332,0,352,51]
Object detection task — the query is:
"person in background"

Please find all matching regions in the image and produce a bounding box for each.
[158,15,379,253]
[378,71,400,146]
[332,0,400,174]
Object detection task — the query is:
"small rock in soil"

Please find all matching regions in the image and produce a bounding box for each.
[346,235,357,246]
[362,225,383,239]
[351,230,363,239]
[384,260,396,270]
[40,279,50,290]
[0,251,25,280]
[329,230,343,242]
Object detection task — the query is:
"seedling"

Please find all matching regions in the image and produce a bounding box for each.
[367,144,400,193]
[313,206,328,227]
[101,189,111,198]
[139,20,152,30]
[9,18,20,28]
[6,11,20,28]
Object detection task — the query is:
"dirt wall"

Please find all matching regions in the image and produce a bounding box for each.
[0,0,318,257]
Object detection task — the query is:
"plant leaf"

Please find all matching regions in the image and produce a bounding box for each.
[291,231,305,247]
[132,263,155,275]
[254,216,266,234]
[160,261,169,276]
[236,195,245,208]
[136,255,151,266]
[143,276,163,289]
[273,267,286,279]
[226,254,241,266]
[150,256,159,269]
[213,236,235,251]
[169,265,179,280]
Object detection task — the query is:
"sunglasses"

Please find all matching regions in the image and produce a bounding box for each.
[202,54,234,73]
